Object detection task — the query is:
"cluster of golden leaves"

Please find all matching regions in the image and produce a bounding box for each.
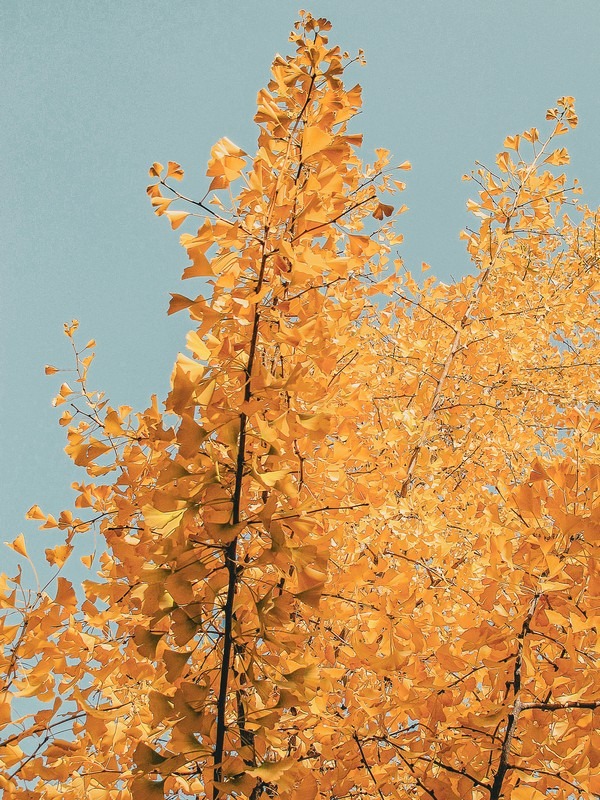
[2,13,599,800]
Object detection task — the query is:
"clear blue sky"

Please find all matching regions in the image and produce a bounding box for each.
[2,1,600,578]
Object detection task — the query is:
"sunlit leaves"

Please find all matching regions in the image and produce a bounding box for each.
[5,534,28,558]
[206,137,247,189]
[166,161,185,181]
[302,125,332,159]
[1,11,599,800]
[544,146,570,166]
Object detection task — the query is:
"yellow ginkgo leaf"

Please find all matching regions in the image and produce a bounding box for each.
[166,160,184,180]
[6,533,28,558]
[302,125,331,159]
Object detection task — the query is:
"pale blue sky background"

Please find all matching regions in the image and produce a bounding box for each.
[2,1,599,579]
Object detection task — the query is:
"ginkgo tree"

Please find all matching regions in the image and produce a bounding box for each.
[1,11,599,800]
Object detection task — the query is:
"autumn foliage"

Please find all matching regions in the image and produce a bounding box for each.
[2,13,599,800]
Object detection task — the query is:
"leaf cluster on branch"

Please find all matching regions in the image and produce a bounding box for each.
[2,12,599,800]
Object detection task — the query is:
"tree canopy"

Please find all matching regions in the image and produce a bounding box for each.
[2,12,599,800]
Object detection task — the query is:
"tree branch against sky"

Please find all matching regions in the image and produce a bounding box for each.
[2,5,600,800]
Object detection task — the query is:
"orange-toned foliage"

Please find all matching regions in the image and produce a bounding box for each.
[2,13,599,800]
